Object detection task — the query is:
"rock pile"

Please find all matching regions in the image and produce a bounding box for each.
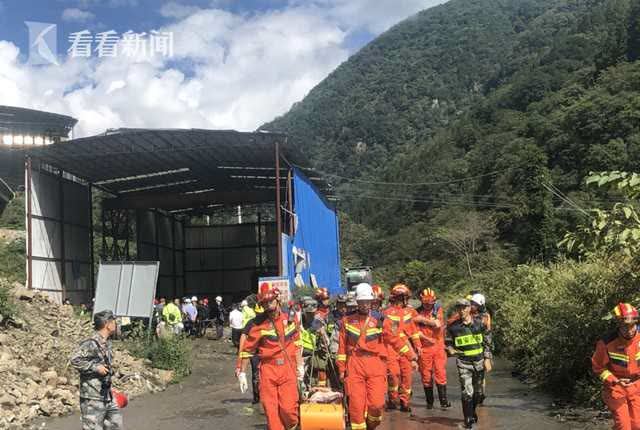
[0,282,172,428]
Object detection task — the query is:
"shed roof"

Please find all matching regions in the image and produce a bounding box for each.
[0,106,77,137]
[27,128,328,210]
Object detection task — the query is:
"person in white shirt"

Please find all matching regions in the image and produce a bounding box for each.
[229,304,244,349]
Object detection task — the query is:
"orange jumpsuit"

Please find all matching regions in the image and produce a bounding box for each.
[241,312,300,430]
[592,330,640,430]
[416,303,447,386]
[337,312,416,430]
[384,305,422,407]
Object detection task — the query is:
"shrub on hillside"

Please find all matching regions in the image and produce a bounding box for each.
[0,283,15,322]
[456,254,640,404]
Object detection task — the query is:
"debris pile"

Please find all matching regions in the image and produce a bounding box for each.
[0,282,171,428]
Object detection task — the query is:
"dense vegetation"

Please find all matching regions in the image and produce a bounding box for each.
[263,0,640,402]
[265,0,640,285]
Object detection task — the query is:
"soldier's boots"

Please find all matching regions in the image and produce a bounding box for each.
[437,384,452,408]
[400,403,412,413]
[462,399,475,429]
[424,385,434,409]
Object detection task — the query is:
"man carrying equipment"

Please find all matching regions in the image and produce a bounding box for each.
[70,310,123,430]
[238,283,303,430]
[337,283,418,430]
[415,288,450,409]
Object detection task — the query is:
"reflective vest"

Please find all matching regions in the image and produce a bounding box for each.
[300,327,317,352]
[162,303,182,325]
[242,306,256,329]
[446,319,486,362]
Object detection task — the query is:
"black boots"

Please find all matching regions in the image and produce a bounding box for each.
[424,386,434,409]
[252,380,260,404]
[462,399,475,429]
[437,384,452,408]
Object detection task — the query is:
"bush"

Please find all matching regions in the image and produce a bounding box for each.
[124,323,192,382]
[0,283,16,321]
[146,336,192,381]
[457,254,640,404]
[0,239,26,284]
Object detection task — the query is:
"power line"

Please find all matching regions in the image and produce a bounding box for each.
[293,163,515,186]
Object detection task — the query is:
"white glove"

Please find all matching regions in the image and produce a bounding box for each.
[297,365,305,381]
[238,372,248,393]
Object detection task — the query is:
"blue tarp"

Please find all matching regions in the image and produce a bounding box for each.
[285,168,342,294]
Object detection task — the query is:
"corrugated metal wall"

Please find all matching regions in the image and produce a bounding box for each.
[27,166,91,304]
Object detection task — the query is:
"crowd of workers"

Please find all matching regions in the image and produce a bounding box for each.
[65,282,640,430]
[153,295,226,338]
[235,282,493,430]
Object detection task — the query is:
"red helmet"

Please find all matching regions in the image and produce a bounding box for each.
[257,282,277,303]
[613,303,639,323]
[112,389,128,409]
[314,288,330,301]
[390,284,411,298]
[371,284,384,301]
[420,288,437,304]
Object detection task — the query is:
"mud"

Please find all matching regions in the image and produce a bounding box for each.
[38,337,609,430]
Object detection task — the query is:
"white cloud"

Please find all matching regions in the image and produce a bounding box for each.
[0,0,444,138]
[61,8,96,22]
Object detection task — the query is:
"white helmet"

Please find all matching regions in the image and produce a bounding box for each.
[215,296,222,303]
[354,283,374,301]
[241,300,248,307]
[191,296,198,302]
[470,293,486,307]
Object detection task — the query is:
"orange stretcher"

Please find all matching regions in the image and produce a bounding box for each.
[300,403,345,430]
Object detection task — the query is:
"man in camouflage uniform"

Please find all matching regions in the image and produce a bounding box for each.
[70,310,123,430]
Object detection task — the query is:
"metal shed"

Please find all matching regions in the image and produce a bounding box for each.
[25,128,335,304]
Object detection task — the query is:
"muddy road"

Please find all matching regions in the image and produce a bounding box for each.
[39,338,607,430]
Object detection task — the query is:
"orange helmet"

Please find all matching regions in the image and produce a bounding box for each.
[257,282,277,303]
[420,288,437,304]
[314,288,330,301]
[390,284,411,298]
[371,284,384,301]
[613,303,639,323]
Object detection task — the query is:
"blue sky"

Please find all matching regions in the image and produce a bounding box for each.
[0,0,445,135]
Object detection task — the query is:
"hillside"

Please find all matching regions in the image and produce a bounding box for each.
[263,0,640,287]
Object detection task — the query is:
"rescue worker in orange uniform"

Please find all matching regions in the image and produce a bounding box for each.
[337,283,418,430]
[371,284,385,313]
[415,288,451,409]
[238,284,303,430]
[384,283,422,412]
[592,303,640,430]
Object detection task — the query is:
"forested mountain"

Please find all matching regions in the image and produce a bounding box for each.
[262,0,640,290]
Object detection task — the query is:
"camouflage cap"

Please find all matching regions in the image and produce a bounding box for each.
[455,298,471,307]
[93,309,116,329]
[302,297,318,313]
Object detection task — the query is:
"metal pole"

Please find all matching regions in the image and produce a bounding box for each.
[275,141,282,276]
[287,169,293,236]
[89,184,95,299]
[26,157,33,289]
[257,212,263,271]
[59,170,66,298]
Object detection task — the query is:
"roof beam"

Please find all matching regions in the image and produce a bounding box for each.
[103,189,274,210]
